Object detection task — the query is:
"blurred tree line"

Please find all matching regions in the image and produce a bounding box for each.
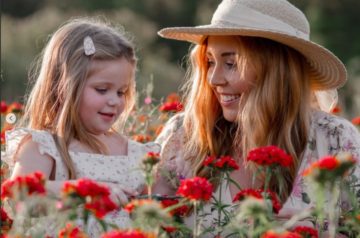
[1,0,359,116]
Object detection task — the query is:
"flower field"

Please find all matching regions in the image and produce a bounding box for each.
[1,95,360,238]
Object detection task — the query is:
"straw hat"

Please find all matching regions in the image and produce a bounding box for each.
[158,0,346,92]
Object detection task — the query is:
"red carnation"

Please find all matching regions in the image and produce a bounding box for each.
[352,116,360,126]
[233,189,282,214]
[203,155,240,171]
[58,223,87,238]
[101,229,154,238]
[176,177,213,202]
[143,152,160,166]
[1,101,7,114]
[232,189,262,202]
[246,146,293,167]
[1,171,46,199]
[61,179,118,218]
[261,230,302,238]
[214,156,239,170]
[124,199,153,214]
[203,156,216,167]
[292,226,318,238]
[7,102,23,113]
[161,198,189,216]
[85,196,118,219]
[1,207,13,233]
[159,101,183,113]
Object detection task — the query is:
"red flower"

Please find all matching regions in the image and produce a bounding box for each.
[6,102,23,113]
[1,207,13,233]
[162,226,177,233]
[143,152,160,166]
[261,230,302,238]
[317,156,339,170]
[124,199,153,214]
[132,134,151,143]
[176,177,213,202]
[214,156,239,170]
[246,146,293,167]
[1,132,5,145]
[159,101,183,113]
[1,101,7,114]
[1,171,46,199]
[232,189,262,202]
[203,155,240,171]
[161,198,189,216]
[233,189,282,214]
[61,179,118,218]
[85,196,118,219]
[101,229,155,238]
[58,223,87,238]
[303,154,357,184]
[351,116,360,126]
[165,93,181,103]
[330,105,341,114]
[65,179,110,197]
[203,156,216,166]
[292,226,318,238]
[302,156,338,176]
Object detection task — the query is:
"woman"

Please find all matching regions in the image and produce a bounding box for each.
[153,0,360,236]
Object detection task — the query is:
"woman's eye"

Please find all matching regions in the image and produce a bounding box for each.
[207,60,215,67]
[226,62,237,69]
[95,88,107,94]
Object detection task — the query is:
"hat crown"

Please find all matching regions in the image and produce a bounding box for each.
[211,0,310,39]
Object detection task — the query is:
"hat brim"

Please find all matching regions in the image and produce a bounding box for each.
[158,26,346,90]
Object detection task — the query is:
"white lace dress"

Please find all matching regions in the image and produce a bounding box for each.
[2,128,160,237]
[155,110,360,237]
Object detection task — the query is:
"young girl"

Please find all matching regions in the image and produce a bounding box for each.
[153,0,360,236]
[3,18,159,236]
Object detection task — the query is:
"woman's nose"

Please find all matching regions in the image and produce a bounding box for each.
[208,66,227,86]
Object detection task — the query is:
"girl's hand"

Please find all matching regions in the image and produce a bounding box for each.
[101,182,139,206]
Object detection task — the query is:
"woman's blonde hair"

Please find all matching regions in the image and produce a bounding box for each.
[19,17,137,179]
[182,36,312,201]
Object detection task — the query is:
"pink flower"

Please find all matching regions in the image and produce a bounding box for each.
[144,96,152,105]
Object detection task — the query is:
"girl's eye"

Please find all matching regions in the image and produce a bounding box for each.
[95,88,107,94]
[117,91,125,97]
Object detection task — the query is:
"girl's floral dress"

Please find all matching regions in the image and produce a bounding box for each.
[3,128,160,237]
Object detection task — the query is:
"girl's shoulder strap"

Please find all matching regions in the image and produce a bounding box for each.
[3,128,61,167]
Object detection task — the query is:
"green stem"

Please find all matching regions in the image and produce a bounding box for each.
[328,183,340,238]
[193,201,198,238]
[217,173,223,234]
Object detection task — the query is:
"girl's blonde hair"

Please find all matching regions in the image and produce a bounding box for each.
[19,18,137,179]
[182,36,312,201]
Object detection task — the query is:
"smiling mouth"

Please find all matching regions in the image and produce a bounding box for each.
[219,94,241,103]
[98,112,115,119]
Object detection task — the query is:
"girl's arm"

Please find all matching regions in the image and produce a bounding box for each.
[10,136,77,196]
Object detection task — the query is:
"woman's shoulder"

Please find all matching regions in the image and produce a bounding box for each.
[310,110,359,135]
[309,110,360,157]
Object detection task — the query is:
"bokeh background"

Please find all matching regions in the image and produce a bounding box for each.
[1,0,360,117]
